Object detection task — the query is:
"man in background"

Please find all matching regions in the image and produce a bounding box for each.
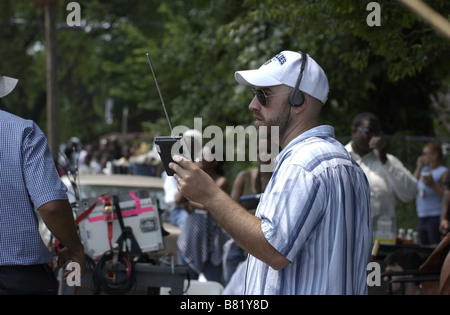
[346,112,417,244]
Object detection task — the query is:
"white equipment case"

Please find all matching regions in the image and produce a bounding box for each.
[76,190,165,258]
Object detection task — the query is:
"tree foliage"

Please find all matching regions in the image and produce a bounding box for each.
[1,0,449,150]
[156,0,450,137]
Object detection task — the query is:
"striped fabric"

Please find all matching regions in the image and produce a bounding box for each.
[0,109,68,266]
[177,210,230,275]
[244,125,372,295]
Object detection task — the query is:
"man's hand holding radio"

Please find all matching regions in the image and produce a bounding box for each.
[169,154,290,270]
[170,155,222,210]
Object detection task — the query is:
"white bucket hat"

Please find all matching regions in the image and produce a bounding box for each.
[0,75,19,98]
[235,50,329,104]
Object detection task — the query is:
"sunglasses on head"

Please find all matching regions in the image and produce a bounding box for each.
[251,88,291,107]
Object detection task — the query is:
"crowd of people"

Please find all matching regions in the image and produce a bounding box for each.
[56,134,162,178]
[1,48,450,295]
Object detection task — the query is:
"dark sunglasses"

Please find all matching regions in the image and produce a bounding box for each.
[356,127,382,136]
[251,88,291,106]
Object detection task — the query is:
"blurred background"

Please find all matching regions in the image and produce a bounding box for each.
[1,0,450,230]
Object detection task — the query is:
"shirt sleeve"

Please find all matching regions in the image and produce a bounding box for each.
[22,122,68,210]
[382,154,418,202]
[259,163,325,262]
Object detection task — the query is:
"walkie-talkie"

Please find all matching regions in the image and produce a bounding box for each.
[146,53,186,176]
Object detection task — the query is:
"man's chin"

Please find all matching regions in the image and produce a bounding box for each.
[255,120,265,128]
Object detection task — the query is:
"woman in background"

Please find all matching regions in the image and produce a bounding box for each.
[176,144,229,284]
[414,142,448,245]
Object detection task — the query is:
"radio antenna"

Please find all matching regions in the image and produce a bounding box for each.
[146,53,174,134]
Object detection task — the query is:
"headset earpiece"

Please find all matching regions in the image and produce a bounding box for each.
[289,51,307,107]
[290,89,305,107]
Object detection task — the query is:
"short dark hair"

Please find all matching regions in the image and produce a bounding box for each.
[351,112,380,129]
[384,248,425,271]
[425,142,443,160]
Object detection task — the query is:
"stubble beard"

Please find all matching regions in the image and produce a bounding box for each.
[258,104,291,146]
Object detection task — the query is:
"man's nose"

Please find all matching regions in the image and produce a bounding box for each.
[249,96,261,110]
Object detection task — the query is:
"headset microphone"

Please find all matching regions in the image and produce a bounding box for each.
[289,51,307,107]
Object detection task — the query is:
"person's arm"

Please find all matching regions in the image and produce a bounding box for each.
[206,189,289,270]
[39,200,86,277]
[21,123,86,277]
[230,171,247,203]
[369,136,388,164]
[216,175,229,194]
[413,156,425,179]
[383,155,418,202]
[441,189,450,234]
[369,136,418,201]
[175,191,194,213]
[230,170,259,214]
[170,156,289,270]
[423,170,447,196]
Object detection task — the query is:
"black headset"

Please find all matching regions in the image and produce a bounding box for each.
[289,51,307,107]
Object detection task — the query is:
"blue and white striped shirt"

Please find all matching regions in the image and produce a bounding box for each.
[0,109,68,266]
[245,125,372,295]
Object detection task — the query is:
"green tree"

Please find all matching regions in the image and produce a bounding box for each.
[1,0,449,187]
[156,0,450,136]
[0,0,166,146]
[152,0,450,182]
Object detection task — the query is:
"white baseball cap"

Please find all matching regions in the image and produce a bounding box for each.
[235,50,329,104]
[0,75,18,98]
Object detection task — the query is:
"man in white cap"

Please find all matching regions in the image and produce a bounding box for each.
[169,51,372,294]
[0,75,85,294]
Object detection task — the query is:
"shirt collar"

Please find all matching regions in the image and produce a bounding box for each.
[345,140,377,162]
[274,125,336,165]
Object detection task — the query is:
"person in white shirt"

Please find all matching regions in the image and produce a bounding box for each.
[163,129,203,229]
[345,112,418,244]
